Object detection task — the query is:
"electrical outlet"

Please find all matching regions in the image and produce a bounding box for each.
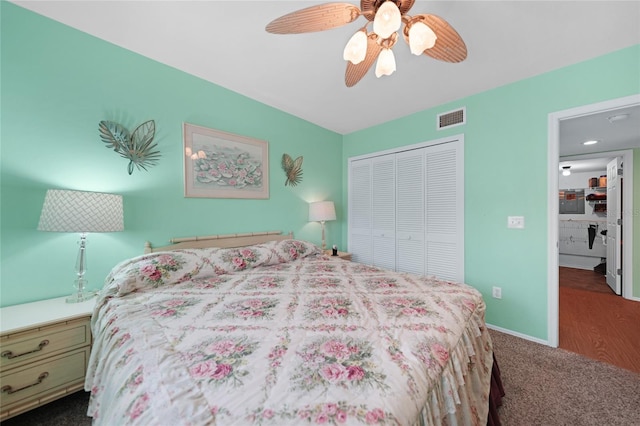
[507,216,525,229]
[492,286,502,299]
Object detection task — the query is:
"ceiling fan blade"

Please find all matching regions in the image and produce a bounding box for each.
[266,3,361,34]
[403,14,467,63]
[345,33,382,87]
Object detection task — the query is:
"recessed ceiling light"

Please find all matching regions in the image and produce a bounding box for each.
[607,113,629,123]
[583,140,599,145]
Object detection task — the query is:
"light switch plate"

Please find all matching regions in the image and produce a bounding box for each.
[507,216,525,229]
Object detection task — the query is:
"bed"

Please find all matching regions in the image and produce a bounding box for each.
[85,231,502,425]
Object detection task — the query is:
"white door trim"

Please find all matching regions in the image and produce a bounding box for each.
[547,94,639,347]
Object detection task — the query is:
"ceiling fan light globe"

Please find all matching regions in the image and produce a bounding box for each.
[343,30,367,64]
[375,48,396,78]
[408,21,437,55]
[373,1,401,39]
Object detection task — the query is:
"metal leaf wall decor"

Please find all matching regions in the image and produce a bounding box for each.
[98,120,161,175]
[282,153,303,186]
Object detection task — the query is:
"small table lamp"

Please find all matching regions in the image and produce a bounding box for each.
[308,201,336,251]
[38,189,124,303]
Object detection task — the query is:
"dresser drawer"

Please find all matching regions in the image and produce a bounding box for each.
[0,347,89,412]
[0,318,91,371]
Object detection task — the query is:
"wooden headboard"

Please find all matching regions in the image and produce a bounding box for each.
[143,230,293,253]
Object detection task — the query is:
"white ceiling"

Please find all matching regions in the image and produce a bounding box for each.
[559,104,640,173]
[11,0,640,159]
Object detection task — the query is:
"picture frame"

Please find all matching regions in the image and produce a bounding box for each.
[183,123,269,199]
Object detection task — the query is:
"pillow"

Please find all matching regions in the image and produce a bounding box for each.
[274,239,321,261]
[211,241,278,272]
[204,239,319,273]
[110,251,204,296]
[105,239,320,296]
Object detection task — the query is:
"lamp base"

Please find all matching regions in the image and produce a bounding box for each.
[66,290,97,303]
[66,278,97,303]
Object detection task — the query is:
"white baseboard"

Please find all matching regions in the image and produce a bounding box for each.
[486,323,551,347]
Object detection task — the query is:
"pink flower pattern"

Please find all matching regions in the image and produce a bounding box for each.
[216,297,279,321]
[292,337,388,392]
[363,277,400,290]
[414,338,452,374]
[220,247,259,271]
[187,336,258,387]
[379,296,436,319]
[249,402,397,425]
[187,276,231,289]
[243,275,285,290]
[133,254,188,288]
[305,296,358,321]
[128,393,149,420]
[91,246,487,426]
[149,297,198,318]
[304,277,343,289]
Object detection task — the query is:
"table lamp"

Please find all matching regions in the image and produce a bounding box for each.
[308,201,336,251]
[38,189,124,303]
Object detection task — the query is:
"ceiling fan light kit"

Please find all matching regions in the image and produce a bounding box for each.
[408,20,437,54]
[266,0,467,87]
[373,1,401,38]
[375,48,396,77]
[343,29,368,64]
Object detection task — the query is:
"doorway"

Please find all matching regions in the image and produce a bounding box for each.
[558,155,620,293]
[547,94,639,348]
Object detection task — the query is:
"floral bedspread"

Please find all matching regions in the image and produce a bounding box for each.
[86,240,493,425]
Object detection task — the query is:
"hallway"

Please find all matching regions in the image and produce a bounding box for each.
[559,267,640,374]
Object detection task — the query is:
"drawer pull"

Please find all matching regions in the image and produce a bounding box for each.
[1,372,49,395]
[1,339,50,359]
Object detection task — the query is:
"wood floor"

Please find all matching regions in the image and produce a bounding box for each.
[559,267,640,374]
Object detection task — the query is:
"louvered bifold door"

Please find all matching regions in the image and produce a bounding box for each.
[395,149,425,275]
[349,159,373,264]
[371,155,396,270]
[424,141,464,282]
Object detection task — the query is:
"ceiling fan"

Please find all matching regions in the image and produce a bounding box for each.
[265,0,467,87]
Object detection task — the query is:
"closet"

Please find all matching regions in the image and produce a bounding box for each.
[348,137,464,282]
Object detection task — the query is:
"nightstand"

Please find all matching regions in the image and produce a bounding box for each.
[324,250,352,261]
[0,296,95,421]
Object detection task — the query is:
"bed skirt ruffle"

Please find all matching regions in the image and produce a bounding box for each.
[413,317,499,426]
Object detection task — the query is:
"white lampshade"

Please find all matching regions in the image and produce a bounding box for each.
[309,201,336,222]
[373,1,401,39]
[408,21,437,55]
[38,189,124,233]
[375,48,396,78]
[343,30,367,64]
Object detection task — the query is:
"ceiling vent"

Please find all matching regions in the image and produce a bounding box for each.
[437,107,466,130]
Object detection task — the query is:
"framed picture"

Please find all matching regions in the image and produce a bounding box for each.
[183,123,269,199]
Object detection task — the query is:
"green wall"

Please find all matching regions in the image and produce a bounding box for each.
[342,45,640,340]
[0,3,343,306]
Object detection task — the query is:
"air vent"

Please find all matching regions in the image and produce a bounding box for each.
[437,107,466,130]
